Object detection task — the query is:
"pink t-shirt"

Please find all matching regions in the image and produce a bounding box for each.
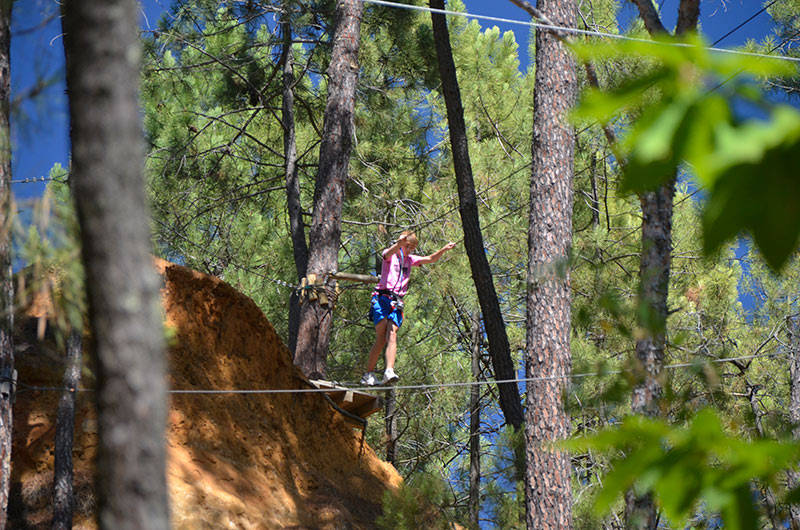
[377,250,423,297]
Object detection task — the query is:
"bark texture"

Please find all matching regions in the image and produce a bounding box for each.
[52,330,82,530]
[281,14,308,355]
[675,0,701,35]
[430,0,524,431]
[0,2,11,527]
[61,1,169,528]
[789,315,800,529]
[625,3,699,527]
[469,312,482,528]
[629,0,667,34]
[629,179,675,417]
[525,0,577,527]
[294,0,362,378]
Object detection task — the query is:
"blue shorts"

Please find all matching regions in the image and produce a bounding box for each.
[370,293,403,328]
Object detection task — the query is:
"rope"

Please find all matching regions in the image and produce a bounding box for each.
[9,351,782,396]
[11,176,64,185]
[263,274,301,292]
[362,0,800,64]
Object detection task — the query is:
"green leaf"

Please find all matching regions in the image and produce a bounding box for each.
[572,70,669,124]
[569,409,800,526]
[701,106,800,269]
[621,95,694,192]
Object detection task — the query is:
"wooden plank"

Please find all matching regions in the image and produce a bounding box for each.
[310,380,382,422]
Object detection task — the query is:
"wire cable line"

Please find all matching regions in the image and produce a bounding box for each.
[10,351,782,396]
[362,0,800,64]
[708,25,800,93]
[711,0,781,47]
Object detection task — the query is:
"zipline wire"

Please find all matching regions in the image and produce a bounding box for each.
[711,0,781,47]
[362,0,800,64]
[11,351,781,396]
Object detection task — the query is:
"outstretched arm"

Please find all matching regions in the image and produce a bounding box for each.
[417,241,456,265]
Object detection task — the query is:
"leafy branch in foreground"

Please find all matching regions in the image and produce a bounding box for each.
[566,409,800,530]
[572,34,800,270]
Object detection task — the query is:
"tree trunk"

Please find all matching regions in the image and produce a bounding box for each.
[525,0,577,527]
[590,151,600,228]
[384,387,398,465]
[624,99,674,530]
[280,11,308,355]
[788,314,800,529]
[625,3,698,527]
[629,179,674,418]
[469,312,482,529]
[53,329,82,530]
[744,384,784,530]
[294,0,362,379]
[61,1,170,528]
[429,0,524,432]
[0,2,12,527]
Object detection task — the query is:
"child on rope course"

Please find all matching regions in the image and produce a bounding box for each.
[360,231,456,386]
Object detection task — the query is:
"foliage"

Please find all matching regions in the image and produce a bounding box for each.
[480,426,525,529]
[572,34,800,269]
[567,409,800,529]
[377,472,460,530]
[17,166,85,342]
[568,18,800,529]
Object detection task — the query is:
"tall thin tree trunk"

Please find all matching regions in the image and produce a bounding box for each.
[590,151,600,228]
[53,329,82,530]
[429,0,524,432]
[629,180,675,420]
[469,312,482,529]
[624,4,698,528]
[0,2,13,527]
[525,0,577,527]
[384,387,398,465]
[280,11,308,355]
[624,180,673,529]
[744,384,784,530]
[788,314,800,529]
[294,0,362,379]
[61,1,169,528]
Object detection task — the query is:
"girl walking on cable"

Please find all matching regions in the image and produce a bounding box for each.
[361,231,456,386]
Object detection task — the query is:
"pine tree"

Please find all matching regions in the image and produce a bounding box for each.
[623,2,699,527]
[429,0,523,432]
[279,4,308,354]
[53,329,81,530]
[61,1,169,527]
[295,0,364,378]
[521,0,578,525]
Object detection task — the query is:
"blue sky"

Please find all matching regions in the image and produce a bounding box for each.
[8,0,781,200]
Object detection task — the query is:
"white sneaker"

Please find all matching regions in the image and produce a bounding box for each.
[360,372,378,386]
[382,368,399,385]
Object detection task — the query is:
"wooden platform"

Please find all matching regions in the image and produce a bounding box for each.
[310,380,382,427]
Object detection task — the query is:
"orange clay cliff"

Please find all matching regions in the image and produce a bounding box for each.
[10,258,402,529]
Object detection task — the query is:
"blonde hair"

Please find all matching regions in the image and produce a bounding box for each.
[400,230,418,247]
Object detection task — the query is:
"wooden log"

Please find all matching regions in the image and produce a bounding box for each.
[329,272,379,284]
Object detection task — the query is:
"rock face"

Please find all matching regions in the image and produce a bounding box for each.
[11,259,401,529]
